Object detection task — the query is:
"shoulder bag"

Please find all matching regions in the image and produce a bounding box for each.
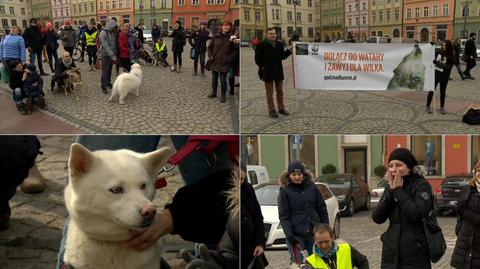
[422,194,447,263]
[462,104,480,125]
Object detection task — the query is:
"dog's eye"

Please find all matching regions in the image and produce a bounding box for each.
[109,187,124,194]
[140,183,146,190]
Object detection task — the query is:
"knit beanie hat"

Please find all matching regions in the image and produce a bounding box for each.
[388,148,418,171]
[288,160,306,175]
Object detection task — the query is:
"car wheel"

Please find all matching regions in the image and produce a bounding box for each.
[346,199,354,217]
[333,214,341,239]
[363,194,371,210]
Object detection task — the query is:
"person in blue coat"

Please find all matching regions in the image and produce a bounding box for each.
[278,160,329,265]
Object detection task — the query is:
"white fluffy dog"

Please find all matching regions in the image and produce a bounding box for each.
[109,63,143,104]
[64,143,172,269]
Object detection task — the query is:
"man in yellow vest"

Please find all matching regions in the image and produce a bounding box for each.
[84,22,98,71]
[154,37,170,68]
[304,224,369,269]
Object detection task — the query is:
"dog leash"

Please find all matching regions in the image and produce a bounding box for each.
[154,135,239,189]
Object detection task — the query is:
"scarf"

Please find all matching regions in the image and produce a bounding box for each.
[313,241,338,258]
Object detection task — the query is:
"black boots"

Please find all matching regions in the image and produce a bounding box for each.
[229,76,235,95]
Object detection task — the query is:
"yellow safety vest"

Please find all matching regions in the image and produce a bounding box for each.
[306,243,352,269]
[85,31,97,46]
[155,42,166,53]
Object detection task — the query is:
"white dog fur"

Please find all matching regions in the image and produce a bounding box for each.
[64,143,172,269]
[109,63,143,105]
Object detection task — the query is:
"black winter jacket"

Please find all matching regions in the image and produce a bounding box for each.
[23,26,44,51]
[53,58,77,79]
[451,185,480,269]
[170,27,186,53]
[255,39,291,81]
[372,172,433,269]
[241,182,268,269]
[465,39,476,58]
[189,29,209,54]
[278,171,329,239]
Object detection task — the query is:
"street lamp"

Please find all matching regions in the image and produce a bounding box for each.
[463,0,469,38]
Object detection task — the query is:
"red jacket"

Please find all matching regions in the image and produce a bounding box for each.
[118,32,129,58]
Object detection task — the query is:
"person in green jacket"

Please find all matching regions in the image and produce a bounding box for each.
[304,224,369,269]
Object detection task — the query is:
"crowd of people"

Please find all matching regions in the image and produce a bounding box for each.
[0,17,240,115]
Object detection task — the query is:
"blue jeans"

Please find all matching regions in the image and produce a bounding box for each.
[286,234,315,265]
[56,135,234,269]
[29,49,46,74]
[211,71,227,96]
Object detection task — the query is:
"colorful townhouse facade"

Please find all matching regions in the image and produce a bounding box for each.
[242,0,267,41]
[243,135,480,191]
[317,0,344,42]
[345,0,369,42]
[31,0,53,23]
[172,0,237,31]
[369,0,403,38]
[96,0,134,26]
[454,0,480,39]
[134,0,171,29]
[0,0,31,31]
[52,0,72,28]
[263,0,316,42]
[403,0,455,42]
[70,0,97,26]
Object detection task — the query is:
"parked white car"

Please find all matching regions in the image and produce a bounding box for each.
[143,29,152,43]
[371,178,387,206]
[255,182,341,249]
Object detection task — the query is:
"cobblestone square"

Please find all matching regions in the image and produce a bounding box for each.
[241,47,480,134]
[0,39,239,134]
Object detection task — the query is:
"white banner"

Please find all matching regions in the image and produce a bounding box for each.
[293,43,435,91]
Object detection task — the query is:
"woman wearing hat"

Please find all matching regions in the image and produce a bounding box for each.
[278,160,329,265]
[372,148,433,269]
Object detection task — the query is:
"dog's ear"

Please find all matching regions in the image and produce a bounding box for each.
[141,147,173,176]
[69,143,97,177]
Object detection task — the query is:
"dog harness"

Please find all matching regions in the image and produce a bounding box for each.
[155,135,239,189]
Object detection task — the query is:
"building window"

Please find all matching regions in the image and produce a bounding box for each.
[216,0,225,4]
[276,9,280,20]
[287,26,293,37]
[378,31,382,36]
[406,8,411,19]
[386,10,390,21]
[286,0,291,4]
[73,5,76,14]
[472,136,480,168]
[308,13,312,22]
[21,8,25,15]
[9,6,14,15]
[192,0,199,5]
[371,31,376,36]
[362,2,366,10]
[122,14,130,23]
[296,27,303,36]
[161,0,166,8]
[112,1,116,9]
[424,6,428,17]
[191,17,199,27]
[433,5,438,16]
[1,19,8,28]
[126,0,131,8]
[100,2,103,9]
[379,10,383,22]
[208,0,214,4]
[372,11,376,22]
[296,12,301,22]
[348,4,351,12]
[308,0,312,7]
[66,8,69,16]
[244,10,250,21]
[106,2,109,9]
[355,17,359,25]
[178,0,185,5]
[411,136,442,176]
[11,19,16,26]
[0,6,4,15]
[395,9,399,20]
[463,5,469,17]
[362,16,366,25]
[442,4,448,16]
[55,10,58,17]
[415,7,419,18]
[255,10,260,21]
[308,27,313,37]
[348,17,352,26]
[254,0,258,4]
[22,19,27,28]
[287,11,292,21]
[91,3,95,12]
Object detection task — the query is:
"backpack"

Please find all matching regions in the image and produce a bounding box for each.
[462,105,480,125]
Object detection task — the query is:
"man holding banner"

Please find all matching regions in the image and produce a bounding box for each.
[255,28,293,118]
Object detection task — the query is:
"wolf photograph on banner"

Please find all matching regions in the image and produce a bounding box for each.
[293,43,435,91]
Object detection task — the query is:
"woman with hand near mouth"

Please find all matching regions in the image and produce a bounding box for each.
[372,148,433,269]
[451,161,480,269]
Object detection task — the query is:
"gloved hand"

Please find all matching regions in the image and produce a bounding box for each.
[180,243,222,269]
[286,235,298,246]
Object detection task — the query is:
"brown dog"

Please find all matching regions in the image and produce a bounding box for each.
[63,68,84,99]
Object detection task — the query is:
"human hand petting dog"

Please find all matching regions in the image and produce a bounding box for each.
[180,243,222,269]
[123,209,174,250]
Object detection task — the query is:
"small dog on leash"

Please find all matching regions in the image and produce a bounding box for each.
[63,68,83,98]
[138,48,155,66]
[109,63,143,105]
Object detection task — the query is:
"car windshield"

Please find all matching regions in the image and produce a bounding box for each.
[444,176,470,184]
[255,185,279,206]
[317,175,351,187]
[377,179,387,188]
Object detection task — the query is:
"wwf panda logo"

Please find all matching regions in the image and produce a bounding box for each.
[311,44,320,55]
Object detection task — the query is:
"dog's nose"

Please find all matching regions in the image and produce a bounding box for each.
[140,205,156,221]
